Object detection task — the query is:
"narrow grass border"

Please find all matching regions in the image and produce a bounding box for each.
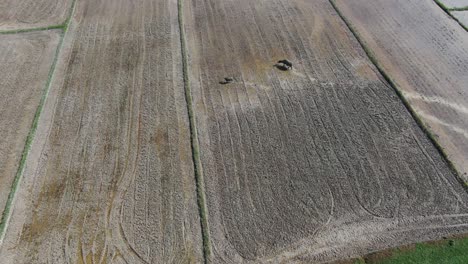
[0,0,77,243]
[434,0,468,31]
[329,0,468,192]
[0,24,65,35]
[449,6,468,11]
[177,0,212,263]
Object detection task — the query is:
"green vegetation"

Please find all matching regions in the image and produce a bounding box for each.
[177,0,212,263]
[357,237,468,264]
[354,257,366,264]
[449,6,468,11]
[0,24,65,35]
[0,0,77,242]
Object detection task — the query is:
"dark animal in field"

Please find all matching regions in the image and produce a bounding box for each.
[278,59,292,68]
[275,59,293,71]
[220,77,234,84]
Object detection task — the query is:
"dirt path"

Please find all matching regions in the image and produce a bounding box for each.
[0,30,60,231]
[333,0,468,181]
[0,0,202,263]
[183,0,468,262]
[0,0,72,31]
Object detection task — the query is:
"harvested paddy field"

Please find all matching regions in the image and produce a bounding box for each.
[0,30,60,226]
[0,0,72,31]
[0,0,202,263]
[333,0,468,181]
[183,0,468,262]
[1,0,468,263]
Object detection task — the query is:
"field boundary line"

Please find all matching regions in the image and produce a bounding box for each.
[0,24,65,35]
[0,0,78,244]
[177,0,212,262]
[434,0,468,31]
[329,0,468,191]
[448,6,468,11]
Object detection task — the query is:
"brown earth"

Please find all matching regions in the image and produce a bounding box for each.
[0,0,72,31]
[0,30,60,221]
[0,0,202,263]
[333,0,468,181]
[183,0,468,262]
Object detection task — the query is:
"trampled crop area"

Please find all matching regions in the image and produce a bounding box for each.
[0,0,467,263]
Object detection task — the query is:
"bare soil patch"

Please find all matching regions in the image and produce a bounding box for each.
[0,0,72,31]
[183,0,468,262]
[334,0,468,181]
[0,0,202,263]
[438,0,468,9]
[452,11,468,26]
[0,30,60,223]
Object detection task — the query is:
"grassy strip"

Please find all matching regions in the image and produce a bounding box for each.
[0,24,65,35]
[434,0,468,31]
[353,236,468,263]
[177,0,212,263]
[449,6,468,11]
[329,0,468,191]
[0,0,77,243]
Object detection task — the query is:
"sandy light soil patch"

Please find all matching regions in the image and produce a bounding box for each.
[0,30,60,224]
[0,0,202,263]
[451,11,468,26]
[334,0,468,181]
[0,0,72,31]
[438,0,468,8]
[183,0,468,262]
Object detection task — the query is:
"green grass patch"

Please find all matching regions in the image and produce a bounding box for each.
[364,237,468,264]
[449,6,468,11]
[0,24,65,35]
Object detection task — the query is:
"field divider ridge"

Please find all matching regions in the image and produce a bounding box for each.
[177,0,212,262]
[0,0,78,244]
[0,24,66,35]
[329,0,468,191]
